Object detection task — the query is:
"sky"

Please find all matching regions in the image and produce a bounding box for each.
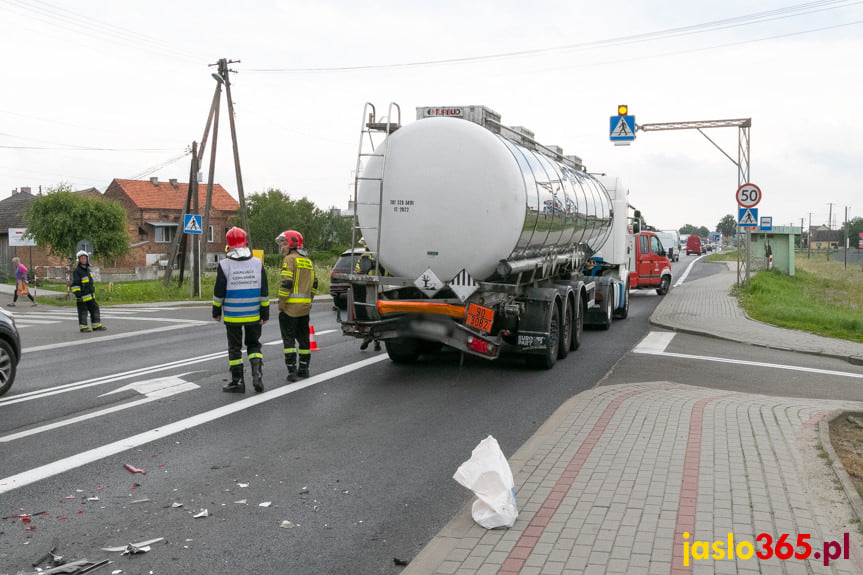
[2,0,862,234]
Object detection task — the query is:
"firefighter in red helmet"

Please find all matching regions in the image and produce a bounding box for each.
[212,227,270,393]
[276,229,317,382]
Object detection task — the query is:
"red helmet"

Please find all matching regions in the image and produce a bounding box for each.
[226,227,247,249]
[280,229,303,249]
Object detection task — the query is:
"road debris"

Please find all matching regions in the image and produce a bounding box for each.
[122,464,146,475]
[2,511,47,519]
[280,520,296,529]
[32,546,62,568]
[233,499,247,504]
[258,501,272,507]
[192,509,209,518]
[171,502,183,508]
[101,537,164,553]
[394,557,409,566]
[36,558,111,574]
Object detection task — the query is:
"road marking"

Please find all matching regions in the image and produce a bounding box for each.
[673,255,705,287]
[0,351,225,406]
[0,354,390,494]
[22,323,211,354]
[0,375,199,443]
[262,329,338,346]
[634,331,863,379]
[633,331,676,354]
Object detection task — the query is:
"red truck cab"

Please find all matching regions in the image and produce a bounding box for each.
[628,231,673,295]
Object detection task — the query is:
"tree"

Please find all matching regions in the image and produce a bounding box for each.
[838,217,863,245]
[716,214,737,238]
[24,184,130,263]
[679,224,710,237]
[244,189,351,254]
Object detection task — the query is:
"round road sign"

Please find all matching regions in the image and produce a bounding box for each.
[736,183,762,208]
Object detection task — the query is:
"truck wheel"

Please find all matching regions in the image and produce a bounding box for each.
[570,296,585,351]
[557,300,572,360]
[613,280,629,319]
[656,275,671,296]
[385,338,420,363]
[334,295,347,310]
[526,302,560,370]
[598,285,613,330]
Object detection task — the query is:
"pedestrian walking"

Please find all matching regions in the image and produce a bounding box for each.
[70,250,105,332]
[276,230,317,382]
[8,257,36,307]
[213,227,270,393]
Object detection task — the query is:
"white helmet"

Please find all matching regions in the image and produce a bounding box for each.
[76,250,89,259]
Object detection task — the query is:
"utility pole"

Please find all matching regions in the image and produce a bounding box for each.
[807,212,812,260]
[213,58,249,238]
[844,206,849,269]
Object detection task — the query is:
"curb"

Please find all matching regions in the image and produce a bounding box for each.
[818,410,863,526]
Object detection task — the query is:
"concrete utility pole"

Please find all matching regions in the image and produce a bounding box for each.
[808,212,812,260]
[213,58,249,237]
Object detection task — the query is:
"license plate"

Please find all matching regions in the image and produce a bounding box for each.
[465,303,494,333]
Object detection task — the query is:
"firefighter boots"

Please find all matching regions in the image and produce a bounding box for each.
[286,359,298,383]
[297,356,310,379]
[250,357,264,393]
[223,365,246,393]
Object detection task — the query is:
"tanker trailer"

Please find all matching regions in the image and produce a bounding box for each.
[336,104,631,369]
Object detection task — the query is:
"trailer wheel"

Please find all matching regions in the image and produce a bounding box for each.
[527,302,560,370]
[557,299,573,360]
[385,338,420,363]
[598,285,613,330]
[570,295,585,351]
[657,275,671,296]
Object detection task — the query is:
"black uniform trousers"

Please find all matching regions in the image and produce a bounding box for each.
[225,322,263,365]
[77,298,101,328]
[279,312,310,369]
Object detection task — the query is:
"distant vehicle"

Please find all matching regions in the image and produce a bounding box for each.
[700,238,709,254]
[679,234,690,251]
[686,235,702,255]
[0,307,21,396]
[330,248,377,310]
[655,231,679,262]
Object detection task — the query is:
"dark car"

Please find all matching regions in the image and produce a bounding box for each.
[330,248,379,310]
[0,307,21,396]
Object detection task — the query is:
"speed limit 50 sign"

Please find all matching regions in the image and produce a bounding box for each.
[736,183,762,208]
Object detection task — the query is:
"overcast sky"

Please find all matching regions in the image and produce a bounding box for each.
[2,0,861,233]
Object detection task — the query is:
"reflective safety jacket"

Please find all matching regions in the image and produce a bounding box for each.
[212,247,270,324]
[71,263,96,302]
[278,250,316,317]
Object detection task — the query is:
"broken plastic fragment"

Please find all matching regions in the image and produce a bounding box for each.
[258,501,272,507]
[123,464,146,475]
[171,502,183,508]
[234,499,247,504]
[193,509,209,518]
[238,482,249,488]
[101,537,164,553]
[280,520,296,529]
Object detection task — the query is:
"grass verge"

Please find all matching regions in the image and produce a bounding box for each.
[734,258,863,342]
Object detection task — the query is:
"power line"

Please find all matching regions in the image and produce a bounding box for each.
[247,0,863,73]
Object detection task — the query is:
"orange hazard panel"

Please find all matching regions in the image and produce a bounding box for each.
[377,301,466,318]
[465,303,494,333]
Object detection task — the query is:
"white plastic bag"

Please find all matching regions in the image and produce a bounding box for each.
[453,435,518,529]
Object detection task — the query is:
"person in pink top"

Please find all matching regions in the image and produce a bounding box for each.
[9,257,36,307]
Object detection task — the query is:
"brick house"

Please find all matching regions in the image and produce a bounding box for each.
[104,177,239,272]
[807,225,839,249]
[0,187,66,281]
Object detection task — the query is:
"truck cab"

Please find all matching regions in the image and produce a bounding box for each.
[628,231,672,295]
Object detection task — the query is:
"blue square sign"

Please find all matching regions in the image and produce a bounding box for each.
[184,214,203,234]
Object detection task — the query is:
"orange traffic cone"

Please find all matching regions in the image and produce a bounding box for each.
[309,325,319,351]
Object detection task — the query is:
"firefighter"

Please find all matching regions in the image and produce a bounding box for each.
[276,230,317,382]
[70,250,106,333]
[212,227,269,393]
[355,238,381,351]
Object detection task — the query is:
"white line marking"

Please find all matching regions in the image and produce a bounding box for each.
[1,376,199,443]
[634,333,863,379]
[673,255,705,287]
[262,329,338,346]
[22,324,210,354]
[0,354,389,494]
[633,331,676,354]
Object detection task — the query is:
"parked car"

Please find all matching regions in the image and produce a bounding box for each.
[330,248,381,309]
[0,307,21,396]
[686,235,702,255]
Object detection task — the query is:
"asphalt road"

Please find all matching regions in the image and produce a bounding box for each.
[0,274,678,575]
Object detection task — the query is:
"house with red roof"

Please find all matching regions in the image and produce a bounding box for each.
[104,177,239,271]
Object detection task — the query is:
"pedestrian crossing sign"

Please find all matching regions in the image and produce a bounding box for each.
[184,214,203,234]
[609,115,636,142]
[738,207,758,228]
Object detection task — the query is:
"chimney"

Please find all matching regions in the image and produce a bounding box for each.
[11,188,17,196]
[169,178,178,188]
[21,186,32,195]
[150,177,159,186]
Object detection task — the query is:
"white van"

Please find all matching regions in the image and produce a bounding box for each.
[655,231,680,262]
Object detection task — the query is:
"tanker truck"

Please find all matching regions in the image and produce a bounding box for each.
[335,104,665,369]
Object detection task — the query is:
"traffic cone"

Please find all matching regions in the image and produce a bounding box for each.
[309,325,319,351]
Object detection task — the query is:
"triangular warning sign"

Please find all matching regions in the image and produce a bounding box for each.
[611,117,633,138]
[739,209,757,225]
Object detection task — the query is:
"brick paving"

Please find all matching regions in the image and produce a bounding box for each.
[405,263,863,574]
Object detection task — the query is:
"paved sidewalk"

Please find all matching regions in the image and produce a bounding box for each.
[405,263,863,574]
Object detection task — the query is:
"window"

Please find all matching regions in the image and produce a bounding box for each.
[155,226,175,243]
[651,236,662,255]
[208,225,214,243]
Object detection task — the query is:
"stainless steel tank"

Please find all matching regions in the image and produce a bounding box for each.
[357,116,613,282]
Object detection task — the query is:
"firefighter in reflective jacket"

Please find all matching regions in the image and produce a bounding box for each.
[212,227,270,393]
[276,230,317,382]
[70,250,106,333]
